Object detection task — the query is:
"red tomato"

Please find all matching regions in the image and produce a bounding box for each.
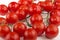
[6,12,18,24]
[8,2,19,12]
[45,24,58,39]
[50,9,60,16]
[30,14,43,24]
[24,28,37,40]
[49,15,60,25]
[38,1,54,12]
[0,17,7,25]
[29,3,42,15]
[18,0,33,6]
[5,32,20,40]
[54,2,60,10]
[13,22,27,37]
[55,0,60,2]
[0,4,8,15]
[16,9,27,20]
[0,24,11,38]
[32,22,45,36]
[18,5,29,14]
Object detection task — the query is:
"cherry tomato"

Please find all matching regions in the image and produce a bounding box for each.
[13,22,27,37]
[45,24,58,39]
[49,15,60,25]
[50,9,60,16]
[0,24,11,38]
[24,28,37,40]
[6,12,18,24]
[54,2,60,10]
[30,14,43,24]
[5,32,20,40]
[55,0,60,2]
[18,0,33,6]
[16,9,27,20]
[29,3,42,15]
[0,17,7,25]
[18,5,29,14]
[32,22,45,36]
[8,2,19,12]
[38,1,54,12]
[0,4,8,15]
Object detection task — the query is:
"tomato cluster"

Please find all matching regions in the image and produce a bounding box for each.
[0,0,60,40]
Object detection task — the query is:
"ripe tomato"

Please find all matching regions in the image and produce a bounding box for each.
[16,9,27,20]
[30,14,43,24]
[0,17,7,25]
[5,32,20,40]
[38,1,54,12]
[0,24,11,38]
[18,5,29,14]
[24,28,37,40]
[50,9,60,16]
[6,12,18,24]
[45,24,58,39]
[32,22,45,36]
[8,2,19,12]
[29,3,42,15]
[0,4,8,15]
[13,22,27,37]
[54,2,60,10]
[18,0,33,6]
[49,15,60,25]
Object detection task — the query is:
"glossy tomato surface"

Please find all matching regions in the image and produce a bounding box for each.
[24,28,37,40]
[0,24,11,38]
[29,3,42,15]
[30,14,43,24]
[8,2,19,12]
[0,4,8,15]
[13,22,27,37]
[45,24,58,39]
[6,12,18,24]
[0,17,7,25]
[5,32,20,40]
[32,22,45,36]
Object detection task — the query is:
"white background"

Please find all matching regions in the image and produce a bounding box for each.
[0,0,60,40]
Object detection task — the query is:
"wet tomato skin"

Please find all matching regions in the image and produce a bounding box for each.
[32,22,45,36]
[45,24,58,39]
[0,4,8,15]
[5,32,20,40]
[6,12,18,24]
[13,22,27,37]
[8,2,19,12]
[0,24,11,38]
[24,28,37,40]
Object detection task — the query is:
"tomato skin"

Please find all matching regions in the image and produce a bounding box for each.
[50,9,60,16]
[49,15,60,25]
[38,1,54,12]
[0,24,11,38]
[45,24,58,39]
[0,4,8,15]
[16,9,27,20]
[18,5,29,15]
[5,32,20,40]
[8,2,19,12]
[18,0,33,6]
[13,22,27,37]
[29,3,42,16]
[32,22,45,36]
[6,12,18,24]
[24,28,37,40]
[30,14,43,24]
[0,17,7,25]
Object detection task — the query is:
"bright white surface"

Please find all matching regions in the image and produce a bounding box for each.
[0,0,60,40]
